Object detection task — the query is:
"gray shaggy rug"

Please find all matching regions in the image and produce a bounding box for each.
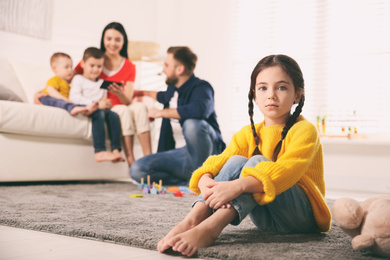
[0,181,382,259]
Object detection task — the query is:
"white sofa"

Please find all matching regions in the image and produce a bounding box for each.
[0,58,164,182]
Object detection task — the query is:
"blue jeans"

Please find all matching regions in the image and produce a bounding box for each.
[90,109,122,153]
[40,96,80,114]
[193,155,318,233]
[130,119,220,185]
[40,96,122,153]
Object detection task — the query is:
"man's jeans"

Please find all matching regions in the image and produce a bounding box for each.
[193,155,318,233]
[130,119,220,185]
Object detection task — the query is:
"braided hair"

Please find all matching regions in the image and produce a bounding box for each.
[248,55,305,161]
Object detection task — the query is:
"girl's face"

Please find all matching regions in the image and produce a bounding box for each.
[103,29,124,56]
[254,65,302,126]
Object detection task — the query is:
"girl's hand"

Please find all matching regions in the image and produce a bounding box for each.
[198,174,216,200]
[204,180,242,209]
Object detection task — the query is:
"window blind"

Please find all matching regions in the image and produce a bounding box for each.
[229,0,390,137]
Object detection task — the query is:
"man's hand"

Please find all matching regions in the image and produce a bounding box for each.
[34,92,47,105]
[148,107,163,118]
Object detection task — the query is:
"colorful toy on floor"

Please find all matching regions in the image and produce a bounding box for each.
[150,182,159,195]
[138,175,167,195]
[167,186,196,196]
[129,194,144,198]
[137,177,145,190]
[174,191,185,197]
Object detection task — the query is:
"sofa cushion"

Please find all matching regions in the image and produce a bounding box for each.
[9,60,53,104]
[0,101,92,140]
[0,58,27,102]
[0,84,23,102]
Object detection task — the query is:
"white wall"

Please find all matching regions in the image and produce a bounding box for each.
[1,0,388,195]
[0,0,234,141]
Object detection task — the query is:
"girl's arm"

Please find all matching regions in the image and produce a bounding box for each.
[203,176,264,209]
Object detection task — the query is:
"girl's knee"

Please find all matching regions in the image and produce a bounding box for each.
[225,155,248,166]
[245,155,270,167]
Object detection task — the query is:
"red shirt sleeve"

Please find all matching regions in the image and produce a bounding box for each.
[74,61,83,75]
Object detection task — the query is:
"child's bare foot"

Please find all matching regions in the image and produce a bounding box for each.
[168,222,220,257]
[95,151,117,162]
[112,149,125,163]
[158,203,212,253]
[70,106,89,116]
[84,101,99,116]
[161,206,237,257]
[158,220,196,253]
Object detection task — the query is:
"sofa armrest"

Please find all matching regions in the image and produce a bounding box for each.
[0,101,91,139]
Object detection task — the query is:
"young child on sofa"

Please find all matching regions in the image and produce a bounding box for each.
[39,52,98,116]
[69,47,125,163]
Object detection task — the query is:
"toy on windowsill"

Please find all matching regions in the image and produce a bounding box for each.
[332,195,390,257]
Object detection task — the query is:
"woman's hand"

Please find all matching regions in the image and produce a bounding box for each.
[107,83,124,97]
[107,81,133,105]
[204,180,242,210]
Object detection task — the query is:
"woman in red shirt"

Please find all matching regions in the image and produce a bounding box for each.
[75,22,152,166]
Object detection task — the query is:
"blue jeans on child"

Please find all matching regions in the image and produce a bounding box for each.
[193,155,318,233]
[130,119,221,185]
[40,96,79,114]
[89,109,121,153]
[39,96,121,153]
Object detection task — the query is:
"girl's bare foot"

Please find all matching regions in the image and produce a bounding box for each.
[84,101,99,116]
[94,151,117,162]
[165,207,237,257]
[70,106,89,116]
[157,202,212,253]
[169,223,220,257]
[158,220,197,253]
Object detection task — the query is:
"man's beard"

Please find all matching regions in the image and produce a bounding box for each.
[165,75,178,86]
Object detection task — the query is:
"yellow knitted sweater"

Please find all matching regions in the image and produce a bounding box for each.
[189,115,331,232]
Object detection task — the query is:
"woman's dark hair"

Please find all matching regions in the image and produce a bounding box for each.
[100,22,129,58]
[248,54,305,161]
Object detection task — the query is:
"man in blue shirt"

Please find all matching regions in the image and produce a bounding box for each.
[130,46,225,185]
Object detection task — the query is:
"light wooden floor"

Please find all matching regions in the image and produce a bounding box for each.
[0,225,202,260]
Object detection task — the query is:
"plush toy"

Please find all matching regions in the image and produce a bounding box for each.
[332,195,390,257]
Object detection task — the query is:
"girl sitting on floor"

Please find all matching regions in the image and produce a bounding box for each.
[157,54,331,257]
